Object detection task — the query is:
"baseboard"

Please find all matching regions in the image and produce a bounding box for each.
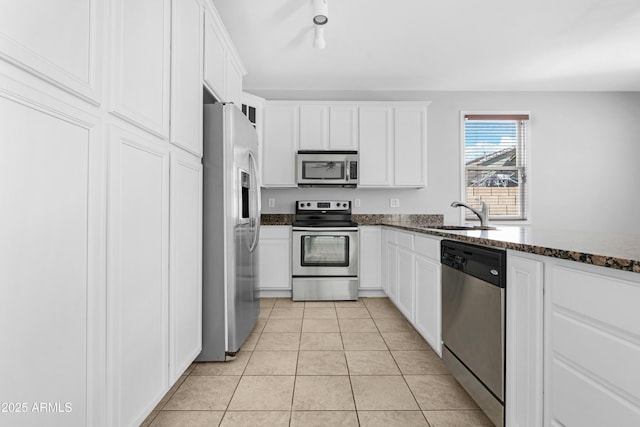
[257,289,387,299]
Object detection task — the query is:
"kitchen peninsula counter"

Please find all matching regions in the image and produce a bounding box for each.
[378,221,640,274]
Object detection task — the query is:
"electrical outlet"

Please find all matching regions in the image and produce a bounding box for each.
[268,198,275,208]
[390,198,400,208]
[354,198,361,208]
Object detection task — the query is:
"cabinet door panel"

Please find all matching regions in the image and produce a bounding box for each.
[394,107,427,186]
[506,254,543,427]
[299,105,329,150]
[263,105,298,186]
[396,247,415,322]
[0,96,99,427]
[169,149,202,383]
[110,0,171,138]
[225,58,243,105]
[258,238,291,290]
[330,106,358,150]
[386,244,398,303]
[203,10,226,101]
[0,0,101,103]
[545,262,640,427]
[108,127,169,427]
[359,227,382,290]
[171,0,202,156]
[359,107,393,186]
[414,255,441,355]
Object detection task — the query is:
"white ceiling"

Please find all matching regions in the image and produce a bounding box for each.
[212,0,640,92]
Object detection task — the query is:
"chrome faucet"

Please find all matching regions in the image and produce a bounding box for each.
[451,201,489,227]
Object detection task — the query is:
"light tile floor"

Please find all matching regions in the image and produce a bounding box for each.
[142,297,494,427]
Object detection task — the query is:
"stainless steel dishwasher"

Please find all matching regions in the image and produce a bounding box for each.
[441,240,506,427]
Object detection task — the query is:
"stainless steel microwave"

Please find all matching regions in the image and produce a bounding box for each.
[296,151,358,187]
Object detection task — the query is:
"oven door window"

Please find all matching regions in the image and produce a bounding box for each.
[301,235,349,267]
[302,161,346,180]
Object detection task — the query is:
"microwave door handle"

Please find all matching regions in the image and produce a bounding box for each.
[346,161,351,182]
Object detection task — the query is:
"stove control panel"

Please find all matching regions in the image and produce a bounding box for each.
[296,200,351,211]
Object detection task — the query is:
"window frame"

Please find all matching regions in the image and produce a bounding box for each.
[459,111,532,224]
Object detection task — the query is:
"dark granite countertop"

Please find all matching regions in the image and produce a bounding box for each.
[260,214,640,273]
[260,214,294,226]
[381,222,640,274]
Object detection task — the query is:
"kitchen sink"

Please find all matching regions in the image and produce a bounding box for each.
[428,225,497,231]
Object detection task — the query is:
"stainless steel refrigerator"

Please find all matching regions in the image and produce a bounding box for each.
[197,102,261,362]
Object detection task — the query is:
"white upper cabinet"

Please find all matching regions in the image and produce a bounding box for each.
[263,101,428,187]
[359,106,394,186]
[262,103,299,187]
[330,105,359,150]
[359,103,428,187]
[202,1,246,104]
[299,105,329,150]
[394,106,427,186]
[109,0,171,138]
[0,0,102,104]
[297,103,358,151]
[225,57,244,106]
[203,8,226,100]
[171,0,203,157]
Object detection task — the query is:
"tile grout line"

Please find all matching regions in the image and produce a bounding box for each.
[366,298,433,427]
[338,301,361,426]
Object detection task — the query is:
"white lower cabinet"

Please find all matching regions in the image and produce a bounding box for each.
[413,234,442,356]
[506,251,544,427]
[385,237,399,304]
[382,229,442,354]
[359,226,383,292]
[544,259,640,427]
[107,126,170,427]
[396,246,415,322]
[169,148,203,384]
[258,226,291,294]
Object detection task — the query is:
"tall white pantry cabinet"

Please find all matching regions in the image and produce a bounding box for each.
[0,1,243,426]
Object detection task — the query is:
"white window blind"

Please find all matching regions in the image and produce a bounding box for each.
[463,114,529,220]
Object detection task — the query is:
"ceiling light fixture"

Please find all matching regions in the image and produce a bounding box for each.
[313,27,326,49]
[312,0,328,25]
[312,0,328,49]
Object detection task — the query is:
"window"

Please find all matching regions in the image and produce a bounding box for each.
[462,113,529,221]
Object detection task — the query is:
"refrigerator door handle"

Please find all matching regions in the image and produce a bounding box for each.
[249,151,261,253]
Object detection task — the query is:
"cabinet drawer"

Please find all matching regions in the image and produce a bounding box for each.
[396,230,414,249]
[414,234,441,260]
[549,264,640,335]
[260,225,291,239]
[384,228,397,245]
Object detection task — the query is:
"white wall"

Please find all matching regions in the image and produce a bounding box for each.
[254,90,640,234]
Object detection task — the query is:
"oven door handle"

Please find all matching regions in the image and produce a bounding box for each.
[292,227,359,232]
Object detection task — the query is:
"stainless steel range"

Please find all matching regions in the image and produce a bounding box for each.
[292,200,358,301]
